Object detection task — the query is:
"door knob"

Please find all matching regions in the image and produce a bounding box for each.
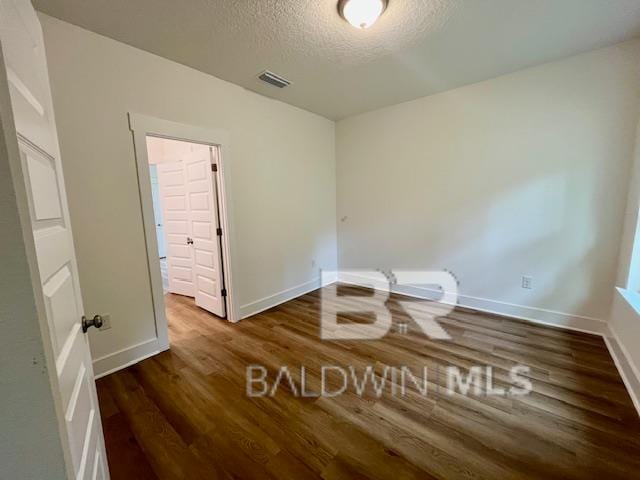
[187,237,194,245]
[82,314,103,333]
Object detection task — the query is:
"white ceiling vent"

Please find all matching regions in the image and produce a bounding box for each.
[258,70,291,89]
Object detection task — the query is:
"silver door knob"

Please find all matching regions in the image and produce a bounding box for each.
[82,315,103,333]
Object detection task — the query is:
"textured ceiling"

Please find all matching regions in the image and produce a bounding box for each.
[34,0,640,119]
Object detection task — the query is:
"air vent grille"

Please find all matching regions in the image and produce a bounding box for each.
[258,71,291,89]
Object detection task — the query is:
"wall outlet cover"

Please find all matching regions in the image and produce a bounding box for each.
[521,276,533,290]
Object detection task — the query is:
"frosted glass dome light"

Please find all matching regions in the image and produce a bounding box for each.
[339,0,388,29]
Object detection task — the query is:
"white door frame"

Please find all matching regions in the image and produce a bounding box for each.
[128,113,240,343]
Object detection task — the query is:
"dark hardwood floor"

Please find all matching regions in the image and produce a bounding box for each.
[97,286,640,479]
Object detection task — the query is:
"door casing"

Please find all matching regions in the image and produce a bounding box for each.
[129,113,239,345]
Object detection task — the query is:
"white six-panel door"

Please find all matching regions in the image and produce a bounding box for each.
[153,137,226,317]
[0,1,109,479]
[157,159,196,297]
[187,145,226,317]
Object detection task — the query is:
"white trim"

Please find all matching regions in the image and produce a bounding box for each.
[336,272,607,335]
[603,325,640,416]
[128,113,240,347]
[92,338,166,379]
[240,273,337,320]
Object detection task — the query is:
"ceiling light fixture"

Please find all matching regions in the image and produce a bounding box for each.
[338,0,388,29]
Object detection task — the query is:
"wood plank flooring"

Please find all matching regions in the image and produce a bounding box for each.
[97,286,640,479]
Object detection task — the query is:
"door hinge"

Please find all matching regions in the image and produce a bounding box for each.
[216,227,223,236]
[221,288,227,297]
[211,163,218,172]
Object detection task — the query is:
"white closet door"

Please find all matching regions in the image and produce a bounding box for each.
[157,160,195,297]
[0,0,109,478]
[186,145,226,317]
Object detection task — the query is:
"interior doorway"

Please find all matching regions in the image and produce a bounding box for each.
[129,114,239,353]
[146,136,227,317]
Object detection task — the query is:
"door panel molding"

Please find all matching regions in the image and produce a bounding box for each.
[157,159,196,297]
[0,1,109,476]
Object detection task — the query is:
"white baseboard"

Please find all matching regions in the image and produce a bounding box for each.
[604,325,640,415]
[337,272,607,335]
[240,274,337,320]
[93,338,167,379]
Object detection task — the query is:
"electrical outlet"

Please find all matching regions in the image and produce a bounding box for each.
[98,313,112,331]
[521,276,532,290]
[311,259,316,268]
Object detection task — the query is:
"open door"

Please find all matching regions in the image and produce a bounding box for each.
[154,137,226,317]
[187,144,226,318]
[0,1,109,478]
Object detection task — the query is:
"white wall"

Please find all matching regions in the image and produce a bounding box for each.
[337,40,640,330]
[607,118,640,412]
[615,120,640,290]
[39,15,337,366]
